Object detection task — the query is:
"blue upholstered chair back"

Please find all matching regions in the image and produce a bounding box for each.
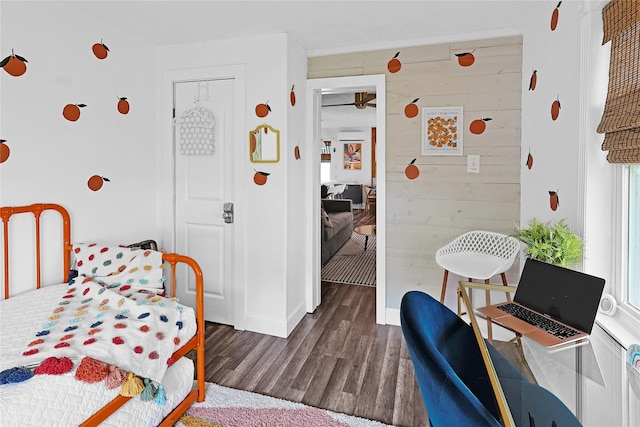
[401,290,503,426]
[400,291,582,427]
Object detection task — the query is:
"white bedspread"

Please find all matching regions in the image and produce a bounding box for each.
[0,283,197,426]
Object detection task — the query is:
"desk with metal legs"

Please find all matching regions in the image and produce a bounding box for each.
[457,281,636,426]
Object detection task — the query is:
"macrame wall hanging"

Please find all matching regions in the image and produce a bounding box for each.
[175,106,215,155]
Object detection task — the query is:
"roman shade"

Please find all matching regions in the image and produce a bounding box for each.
[597,0,640,163]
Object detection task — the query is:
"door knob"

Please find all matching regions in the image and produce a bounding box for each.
[222,202,234,224]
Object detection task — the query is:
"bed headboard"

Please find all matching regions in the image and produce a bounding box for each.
[1,203,72,299]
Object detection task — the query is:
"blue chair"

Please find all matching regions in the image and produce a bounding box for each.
[400,291,582,427]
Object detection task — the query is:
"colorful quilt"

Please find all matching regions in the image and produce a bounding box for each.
[73,243,166,291]
[8,246,188,387]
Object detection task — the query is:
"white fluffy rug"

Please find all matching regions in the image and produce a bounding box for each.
[177,382,391,427]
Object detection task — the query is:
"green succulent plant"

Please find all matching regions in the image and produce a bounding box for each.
[513,219,584,267]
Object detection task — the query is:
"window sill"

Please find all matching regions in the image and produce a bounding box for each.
[595,304,640,350]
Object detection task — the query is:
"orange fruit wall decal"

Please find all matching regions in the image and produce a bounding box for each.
[255,101,270,118]
[405,158,419,180]
[529,70,537,91]
[404,98,420,118]
[551,1,562,31]
[0,139,10,163]
[549,190,559,211]
[526,149,533,170]
[1,49,28,77]
[455,50,475,67]
[253,170,269,186]
[88,175,110,191]
[387,52,401,73]
[551,95,561,121]
[250,133,257,154]
[290,85,296,107]
[469,118,492,135]
[63,103,87,122]
[117,97,130,114]
[92,40,109,59]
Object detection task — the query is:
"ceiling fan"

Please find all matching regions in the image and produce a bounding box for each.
[322,92,376,109]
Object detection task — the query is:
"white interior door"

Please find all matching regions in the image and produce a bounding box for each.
[174,78,235,325]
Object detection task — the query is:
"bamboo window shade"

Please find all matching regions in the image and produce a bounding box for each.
[597,0,640,163]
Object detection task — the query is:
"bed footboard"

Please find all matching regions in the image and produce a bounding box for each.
[81,252,205,427]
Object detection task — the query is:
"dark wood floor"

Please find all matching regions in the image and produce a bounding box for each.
[353,206,375,227]
[200,281,428,426]
[198,208,530,426]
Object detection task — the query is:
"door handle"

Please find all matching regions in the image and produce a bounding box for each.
[222,202,234,224]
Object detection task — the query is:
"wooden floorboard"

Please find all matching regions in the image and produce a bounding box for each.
[200,281,428,426]
[197,209,531,426]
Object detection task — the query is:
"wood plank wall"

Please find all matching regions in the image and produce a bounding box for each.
[309,36,522,307]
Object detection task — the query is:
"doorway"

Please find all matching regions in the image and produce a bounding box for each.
[306,74,387,324]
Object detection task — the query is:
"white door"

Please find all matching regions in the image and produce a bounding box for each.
[174,78,235,325]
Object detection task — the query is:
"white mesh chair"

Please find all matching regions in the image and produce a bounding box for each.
[436,230,521,304]
[328,184,346,199]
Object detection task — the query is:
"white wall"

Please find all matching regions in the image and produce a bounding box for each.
[285,35,309,335]
[308,1,615,318]
[520,1,585,229]
[321,101,376,186]
[0,0,619,339]
[309,35,523,315]
[321,128,373,185]
[521,1,614,286]
[0,1,157,296]
[156,32,307,337]
[1,3,309,338]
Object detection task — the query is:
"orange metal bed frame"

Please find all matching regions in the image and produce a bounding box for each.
[0,203,205,426]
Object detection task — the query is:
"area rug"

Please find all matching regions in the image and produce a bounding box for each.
[321,232,376,287]
[177,382,390,427]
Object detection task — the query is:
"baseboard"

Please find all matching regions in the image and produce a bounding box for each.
[286,301,308,337]
[385,307,401,326]
[245,315,288,338]
[244,301,308,338]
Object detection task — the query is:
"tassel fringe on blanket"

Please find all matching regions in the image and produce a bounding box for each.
[0,356,166,405]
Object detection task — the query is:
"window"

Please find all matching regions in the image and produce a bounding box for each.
[595,1,639,347]
[598,0,639,310]
[320,162,331,184]
[629,165,639,308]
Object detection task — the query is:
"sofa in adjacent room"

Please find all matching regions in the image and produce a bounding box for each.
[321,199,354,265]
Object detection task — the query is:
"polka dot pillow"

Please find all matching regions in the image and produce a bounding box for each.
[73,243,165,289]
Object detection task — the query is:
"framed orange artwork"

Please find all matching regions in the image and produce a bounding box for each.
[422,106,463,156]
[344,143,362,170]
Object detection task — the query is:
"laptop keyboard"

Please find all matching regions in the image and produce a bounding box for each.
[496,303,580,339]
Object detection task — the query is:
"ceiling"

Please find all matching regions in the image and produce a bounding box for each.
[60,1,533,55]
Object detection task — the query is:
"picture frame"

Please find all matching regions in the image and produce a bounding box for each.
[421,106,463,156]
[343,142,362,170]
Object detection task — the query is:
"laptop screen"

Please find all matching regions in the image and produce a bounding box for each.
[514,258,605,333]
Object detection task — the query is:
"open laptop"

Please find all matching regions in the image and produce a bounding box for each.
[477,258,605,348]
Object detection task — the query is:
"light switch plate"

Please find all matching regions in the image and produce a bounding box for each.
[467,155,480,173]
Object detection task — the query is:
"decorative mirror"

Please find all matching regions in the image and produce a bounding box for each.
[249,124,280,163]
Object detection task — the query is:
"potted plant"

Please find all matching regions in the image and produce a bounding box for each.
[513,219,584,267]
